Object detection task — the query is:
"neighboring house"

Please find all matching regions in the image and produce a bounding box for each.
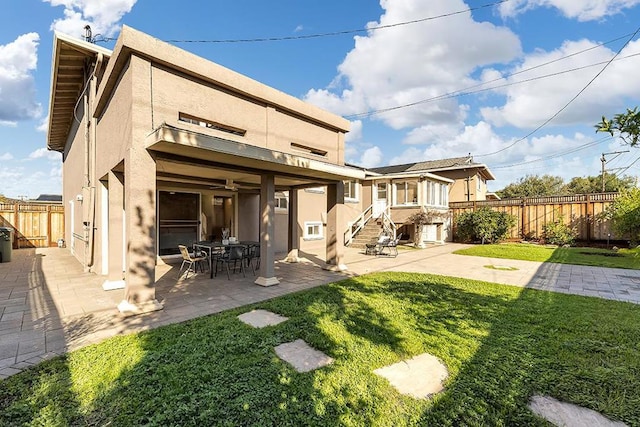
[46,26,364,314]
[369,156,496,202]
[32,194,63,204]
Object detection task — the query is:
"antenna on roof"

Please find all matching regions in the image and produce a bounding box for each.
[84,25,92,43]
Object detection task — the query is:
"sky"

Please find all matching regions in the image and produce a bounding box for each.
[2,0,640,199]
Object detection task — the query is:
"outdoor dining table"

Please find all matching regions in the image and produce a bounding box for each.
[193,241,256,279]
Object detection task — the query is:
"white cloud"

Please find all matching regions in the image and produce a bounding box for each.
[0,33,42,123]
[0,153,13,160]
[480,39,640,129]
[50,165,62,178]
[28,148,61,161]
[36,116,49,133]
[294,25,304,33]
[359,146,384,168]
[304,0,521,129]
[345,120,363,142]
[44,0,138,38]
[499,0,640,21]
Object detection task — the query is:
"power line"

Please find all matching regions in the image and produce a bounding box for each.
[169,1,511,44]
[475,26,640,158]
[346,51,640,120]
[346,32,637,120]
[491,135,612,169]
[95,1,511,44]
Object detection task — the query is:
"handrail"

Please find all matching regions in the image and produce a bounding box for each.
[380,205,397,240]
[344,204,374,246]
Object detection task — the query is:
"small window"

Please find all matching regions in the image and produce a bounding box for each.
[275,192,288,212]
[178,113,246,137]
[376,183,387,200]
[304,221,323,240]
[291,142,328,157]
[440,184,448,206]
[344,180,358,202]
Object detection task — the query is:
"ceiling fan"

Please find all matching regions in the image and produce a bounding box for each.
[210,179,238,191]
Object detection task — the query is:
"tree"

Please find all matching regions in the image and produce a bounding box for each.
[603,188,640,246]
[564,174,635,194]
[595,107,640,147]
[496,174,565,199]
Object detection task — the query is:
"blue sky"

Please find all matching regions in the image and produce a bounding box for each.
[2,0,640,199]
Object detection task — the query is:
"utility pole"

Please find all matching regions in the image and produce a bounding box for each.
[601,151,629,192]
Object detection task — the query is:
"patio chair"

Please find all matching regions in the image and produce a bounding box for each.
[215,244,246,279]
[177,245,208,279]
[365,235,389,255]
[377,236,400,257]
[245,243,260,275]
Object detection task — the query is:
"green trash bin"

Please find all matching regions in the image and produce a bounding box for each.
[0,226,14,263]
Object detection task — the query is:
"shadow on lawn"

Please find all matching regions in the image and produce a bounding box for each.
[3,260,639,425]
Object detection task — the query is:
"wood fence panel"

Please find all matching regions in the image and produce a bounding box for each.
[0,203,65,248]
[449,193,620,243]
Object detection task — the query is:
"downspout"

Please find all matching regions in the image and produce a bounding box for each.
[86,52,104,271]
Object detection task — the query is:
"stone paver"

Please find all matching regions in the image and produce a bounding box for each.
[274,339,333,373]
[1,243,639,381]
[373,353,449,399]
[529,395,627,427]
[238,309,288,328]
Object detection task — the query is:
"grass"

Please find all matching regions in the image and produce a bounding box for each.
[454,243,640,269]
[2,272,640,426]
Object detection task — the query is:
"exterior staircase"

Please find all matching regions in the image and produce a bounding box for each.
[349,220,385,249]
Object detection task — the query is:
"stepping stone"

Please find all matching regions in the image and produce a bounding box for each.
[274,339,333,373]
[373,353,448,399]
[529,395,627,427]
[238,309,288,328]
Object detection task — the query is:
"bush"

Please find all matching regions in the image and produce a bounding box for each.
[542,216,576,246]
[603,188,640,246]
[455,207,515,244]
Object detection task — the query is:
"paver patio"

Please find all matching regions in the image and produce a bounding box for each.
[1,243,639,379]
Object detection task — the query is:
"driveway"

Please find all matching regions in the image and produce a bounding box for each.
[1,243,639,379]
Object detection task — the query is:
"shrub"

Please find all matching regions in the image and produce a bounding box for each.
[542,216,576,246]
[603,188,640,246]
[455,207,515,244]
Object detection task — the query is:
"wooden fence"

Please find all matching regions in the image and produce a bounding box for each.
[0,203,65,248]
[449,193,621,243]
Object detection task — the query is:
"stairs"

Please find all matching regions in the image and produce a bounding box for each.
[349,220,384,249]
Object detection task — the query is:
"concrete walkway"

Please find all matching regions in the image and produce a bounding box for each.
[1,243,639,379]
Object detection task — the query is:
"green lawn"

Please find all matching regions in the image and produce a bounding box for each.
[2,273,640,426]
[454,243,640,269]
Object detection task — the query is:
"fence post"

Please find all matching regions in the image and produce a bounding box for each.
[47,205,52,247]
[521,198,528,239]
[586,194,592,243]
[13,203,19,249]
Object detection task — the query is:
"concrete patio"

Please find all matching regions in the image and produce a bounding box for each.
[1,243,639,379]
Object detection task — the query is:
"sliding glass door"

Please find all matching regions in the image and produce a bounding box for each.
[158,191,200,256]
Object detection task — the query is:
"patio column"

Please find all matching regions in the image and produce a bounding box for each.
[255,173,280,286]
[285,188,299,262]
[324,181,347,271]
[118,148,163,314]
[103,171,125,291]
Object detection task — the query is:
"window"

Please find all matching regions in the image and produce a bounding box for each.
[344,180,358,201]
[395,181,418,205]
[376,183,387,200]
[304,221,323,240]
[275,192,288,212]
[440,184,448,206]
[178,113,246,137]
[290,142,327,157]
[477,175,484,191]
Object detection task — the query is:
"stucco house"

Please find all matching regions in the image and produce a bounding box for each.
[368,156,496,202]
[47,26,365,314]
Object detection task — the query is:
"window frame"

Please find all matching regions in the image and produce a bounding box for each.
[343,180,359,202]
[394,181,419,206]
[303,221,323,240]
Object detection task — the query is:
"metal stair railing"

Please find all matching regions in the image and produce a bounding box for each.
[380,205,397,240]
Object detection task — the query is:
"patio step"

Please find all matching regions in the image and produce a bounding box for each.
[349,221,385,249]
